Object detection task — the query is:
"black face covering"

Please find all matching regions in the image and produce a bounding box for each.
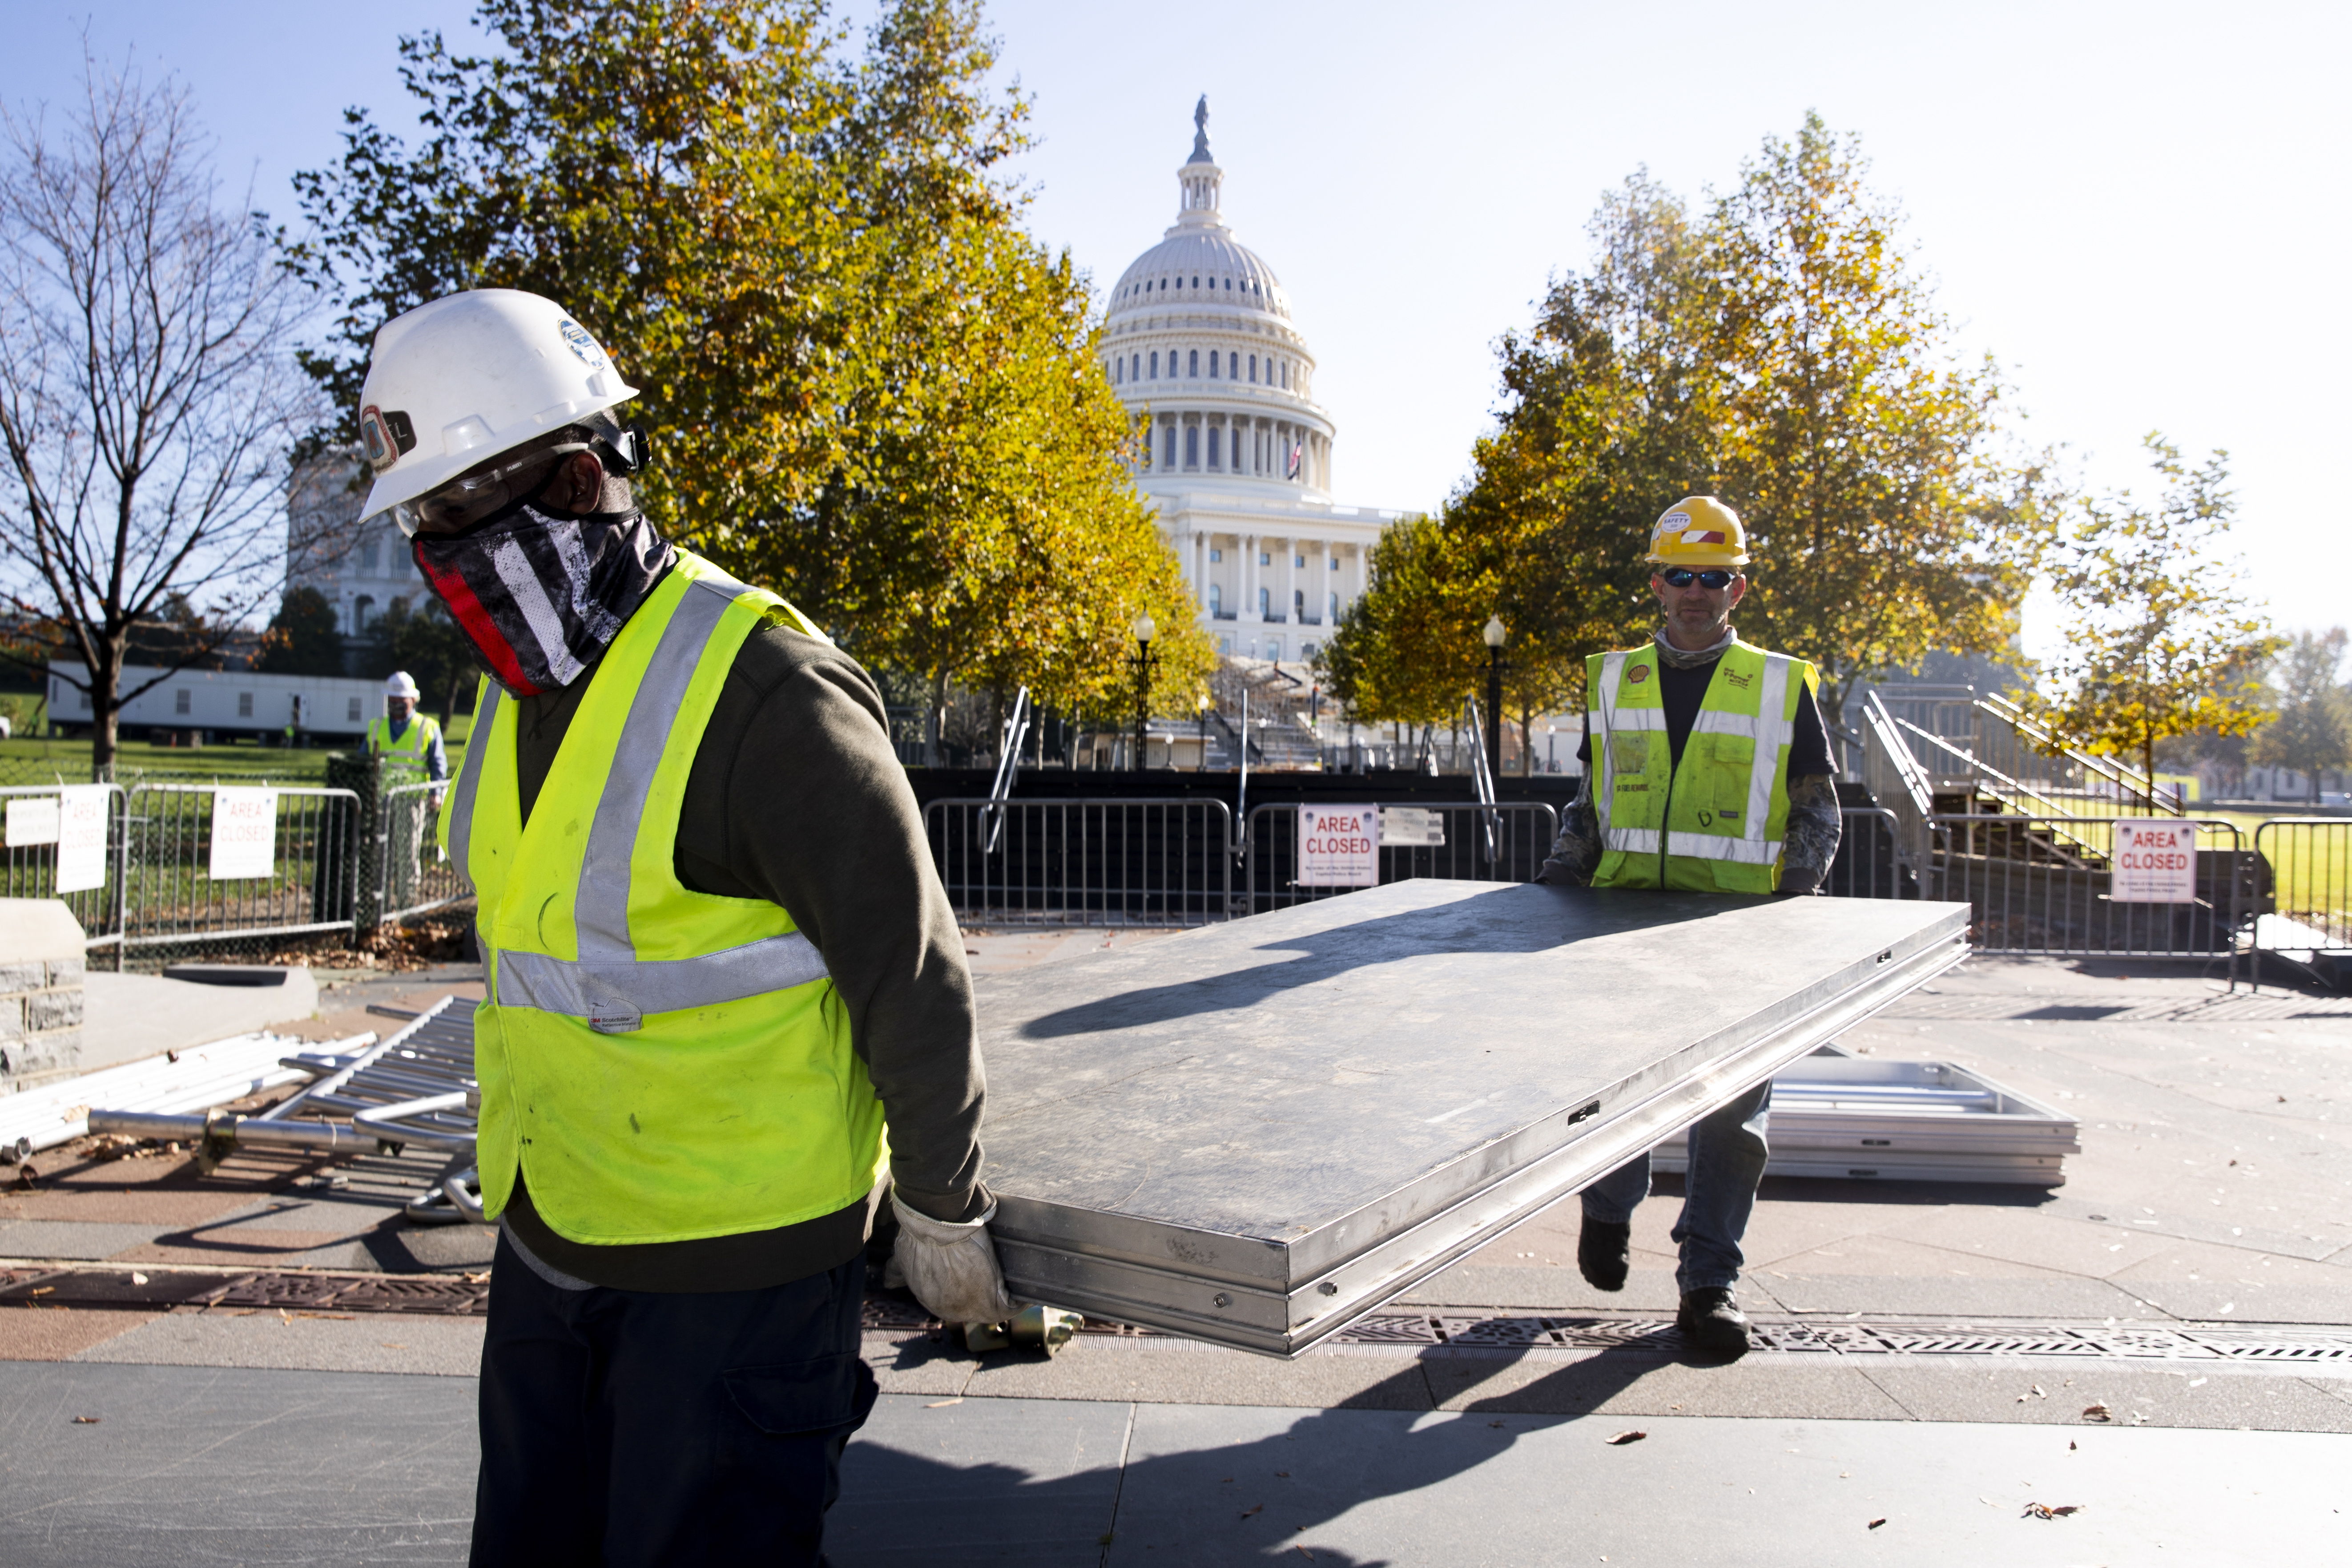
[413,504,674,697]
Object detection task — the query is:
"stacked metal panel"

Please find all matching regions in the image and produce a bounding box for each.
[972,880,1969,1357]
[1652,1058,2079,1185]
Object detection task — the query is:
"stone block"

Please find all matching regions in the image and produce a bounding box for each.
[46,956,85,988]
[0,898,84,962]
[0,960,44,994]
[27,989,84,1031]
[0,995,20,1040]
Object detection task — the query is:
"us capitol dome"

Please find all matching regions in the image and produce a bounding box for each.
[1102,98,1406,664]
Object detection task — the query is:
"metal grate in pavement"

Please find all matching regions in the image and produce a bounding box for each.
[10,1268,2349,1366]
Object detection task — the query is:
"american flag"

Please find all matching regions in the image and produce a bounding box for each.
[1287,439,1303,480]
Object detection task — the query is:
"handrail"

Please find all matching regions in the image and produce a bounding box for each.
[1862,693,1934,818]
[979,685,1031,855]
[1462,696,1501,863]
[1977,692,2181,816]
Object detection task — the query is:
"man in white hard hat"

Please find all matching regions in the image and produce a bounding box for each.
[366,671,447,788]
[1539,496,1842,1359]
[357,288,1007,1564]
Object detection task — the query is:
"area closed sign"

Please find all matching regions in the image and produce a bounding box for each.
[208,788,280,881]
[1297,805,1380,887]
[2112,819,2195,903]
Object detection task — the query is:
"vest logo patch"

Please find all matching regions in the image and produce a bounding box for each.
[1617,782,1650,793]
[1720,808,1740,820]
[1628,665,1649,684]
[1725,670,1752,688]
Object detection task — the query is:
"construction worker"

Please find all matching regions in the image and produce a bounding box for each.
[356,288,1011,1564]
[1539,496,1842,1359]
[366,672,448,789]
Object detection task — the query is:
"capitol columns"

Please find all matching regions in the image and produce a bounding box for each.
[1243,532,1260,621]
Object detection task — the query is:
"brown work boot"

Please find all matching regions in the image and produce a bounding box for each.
[1576,1217,1631,1292]
[1676,1287,1750,1359]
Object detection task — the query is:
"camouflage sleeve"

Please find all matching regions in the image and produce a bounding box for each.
[1779,773,1842,894]
[1538,772,1601,887]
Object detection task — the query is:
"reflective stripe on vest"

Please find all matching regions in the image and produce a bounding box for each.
[440,682,497,884]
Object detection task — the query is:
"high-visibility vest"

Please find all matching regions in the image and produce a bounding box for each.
[366,713,440,763]
[437,550,886,1244]
[1587,639,1819,895]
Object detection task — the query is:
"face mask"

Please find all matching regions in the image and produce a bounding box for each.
[413,504,674,697]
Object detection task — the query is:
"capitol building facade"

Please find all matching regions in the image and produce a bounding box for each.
[1102,101,1406,665]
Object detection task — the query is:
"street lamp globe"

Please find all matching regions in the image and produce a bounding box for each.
[1135,613,1156,644]
[1482,615,1506,649]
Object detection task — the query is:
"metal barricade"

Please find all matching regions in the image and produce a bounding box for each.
[117,783,362,953]
[0,782,128,959]
[925,797,1234,927]
[378,778,469,923]
[2249,818,2352,966]
[1827,806,1916,900]
[1241,801,1559,915]
[1920,814,2252,970]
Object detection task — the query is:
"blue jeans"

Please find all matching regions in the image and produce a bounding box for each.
[1582,1077,1772,1295]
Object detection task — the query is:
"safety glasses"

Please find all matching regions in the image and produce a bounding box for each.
[386,443,586,538]
[1661,567,1737,590]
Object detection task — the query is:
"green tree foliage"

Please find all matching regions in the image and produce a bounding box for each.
[361,595,482,730]
[257,587,347,676]
[286,0,1205,753]
[1324,117,2041,745]
[2247,630,2346,802]
[2029,438,2279,791]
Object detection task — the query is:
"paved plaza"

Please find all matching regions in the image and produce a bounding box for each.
[1,942,2346,1562]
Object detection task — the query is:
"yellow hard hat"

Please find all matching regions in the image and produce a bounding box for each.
[1645,496,1750,568]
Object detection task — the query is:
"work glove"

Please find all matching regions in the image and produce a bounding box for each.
[889,1191,1021,1327]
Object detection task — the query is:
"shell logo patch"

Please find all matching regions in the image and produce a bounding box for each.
[1628,665,1649,684]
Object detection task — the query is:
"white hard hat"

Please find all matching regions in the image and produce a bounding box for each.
[385,671,421,699]
[354,289,638,524]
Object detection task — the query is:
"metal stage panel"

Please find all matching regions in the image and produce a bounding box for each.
[972,880,1969,1357]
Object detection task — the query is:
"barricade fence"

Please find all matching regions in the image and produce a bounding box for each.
[1242,801,1559,915]
[378,777,468,924]
[2249,818,2352,964]
[0,771,470,966]
[926,798,1234,927]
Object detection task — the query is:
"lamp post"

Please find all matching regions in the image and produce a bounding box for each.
[1195,692,1210,771]
[1482,615,1506,779]
[1132,614,1156,771]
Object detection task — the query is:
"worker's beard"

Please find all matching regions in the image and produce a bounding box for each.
[412,505,674,697]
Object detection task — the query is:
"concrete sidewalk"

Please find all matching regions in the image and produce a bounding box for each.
[2,1360,2340,1565]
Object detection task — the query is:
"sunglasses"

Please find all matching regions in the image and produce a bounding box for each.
[1661,568,1737,590]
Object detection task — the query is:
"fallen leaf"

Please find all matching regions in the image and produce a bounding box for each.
[1241,1504,1263,1518]
[2021,1502,2082,1520]
[1606,1429,1647,1446]
[1489,1420,1505,1428]
[2068,1441,2077,1451]
[1867,1518,1886,1530]
[71,1415,100,1424]
[2081,1403,2112,1422]
[295,1311,354,1320]
[28,1286,53,1297]
[1274,1471,1290,1478]
[924,1398,962,1408]
[381,1342,407,1350]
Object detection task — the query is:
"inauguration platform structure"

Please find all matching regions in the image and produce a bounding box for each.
[972,880,1969,1357]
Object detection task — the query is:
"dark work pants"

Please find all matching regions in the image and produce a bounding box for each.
[1582,1077,1773,1294]
[470,1232,878,1567]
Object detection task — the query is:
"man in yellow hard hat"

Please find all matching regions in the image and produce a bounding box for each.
[1539,495,1842,1358]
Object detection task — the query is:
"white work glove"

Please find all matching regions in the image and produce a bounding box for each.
[890,1191,1020,1326]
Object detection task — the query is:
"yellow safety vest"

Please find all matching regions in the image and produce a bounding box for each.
[1588,639,1819,895]
[367,713,440,763]
[437,550,886,1244]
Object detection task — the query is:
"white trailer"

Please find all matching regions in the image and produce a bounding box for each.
[46,662,389,743]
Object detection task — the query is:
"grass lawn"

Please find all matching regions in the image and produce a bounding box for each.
[0,710,473,790]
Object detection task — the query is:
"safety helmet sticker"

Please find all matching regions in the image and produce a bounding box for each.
[557,319,608,369]
[360,406,399,473]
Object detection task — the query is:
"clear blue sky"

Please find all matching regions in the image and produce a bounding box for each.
[11,2,2344,656]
